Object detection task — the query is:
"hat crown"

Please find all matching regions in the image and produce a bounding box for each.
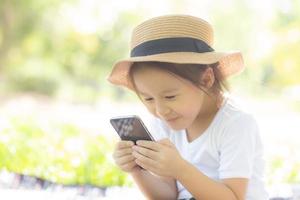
[131,15,214,50]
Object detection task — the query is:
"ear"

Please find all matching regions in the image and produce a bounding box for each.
[200,67,215,89]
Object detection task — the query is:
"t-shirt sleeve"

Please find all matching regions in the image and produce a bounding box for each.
[218,113,259,179]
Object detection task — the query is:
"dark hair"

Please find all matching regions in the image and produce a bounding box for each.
[128,61,229,97]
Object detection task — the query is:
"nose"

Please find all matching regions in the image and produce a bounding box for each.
[155,100,171,117]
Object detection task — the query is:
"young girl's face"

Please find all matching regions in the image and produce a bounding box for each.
[132,65,208,131]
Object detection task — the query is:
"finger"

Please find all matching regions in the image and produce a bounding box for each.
[113,148,133,158]
[157,138,173,147]
[136,140,160,152]
[135,159,158,173]
[132,151,157,168]
[122,160,137,171]
[116,141,134,149]
[115,154,135,166]
[132,146,158,160]
[134,159,149,170]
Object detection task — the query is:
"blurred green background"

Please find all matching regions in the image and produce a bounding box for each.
[0,0,299,190]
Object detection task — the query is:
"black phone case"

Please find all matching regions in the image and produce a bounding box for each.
[110,115,154,144]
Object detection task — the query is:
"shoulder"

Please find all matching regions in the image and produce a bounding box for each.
[218,97,258,130]
[214,97,260,144]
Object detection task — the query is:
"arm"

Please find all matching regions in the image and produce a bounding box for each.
[112,140,177,199]
[133,139,249,200]
[130,169,177,200]
[175,160,248,200]
[175,115,260,200]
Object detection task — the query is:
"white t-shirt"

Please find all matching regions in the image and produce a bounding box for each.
[144,97,269,200]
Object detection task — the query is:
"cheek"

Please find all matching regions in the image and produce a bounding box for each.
[180,104,200,117]
[143,103,157,116]
[179,97,203,116]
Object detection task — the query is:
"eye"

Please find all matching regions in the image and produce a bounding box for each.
[144,97,154,101]
[165,95,176,99]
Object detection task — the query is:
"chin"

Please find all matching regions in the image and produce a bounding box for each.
[164,117,192,131]
[165,122,187,131]
[170,127,184,131]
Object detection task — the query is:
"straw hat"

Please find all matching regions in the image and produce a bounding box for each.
[107,14,244,90]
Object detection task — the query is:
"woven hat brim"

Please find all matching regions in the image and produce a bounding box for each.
[107,51,244,90]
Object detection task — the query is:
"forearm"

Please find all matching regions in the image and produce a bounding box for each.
[130,169,177,200]
[175,160,238,200]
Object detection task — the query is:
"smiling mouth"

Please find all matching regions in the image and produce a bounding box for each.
[166,117,179,122]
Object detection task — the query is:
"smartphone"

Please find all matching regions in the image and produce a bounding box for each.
[110,115,154,144]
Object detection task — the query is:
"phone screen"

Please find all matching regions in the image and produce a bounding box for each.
[110,115,154,143]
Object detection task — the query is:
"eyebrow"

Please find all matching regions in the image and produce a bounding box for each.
[138,88,179,96]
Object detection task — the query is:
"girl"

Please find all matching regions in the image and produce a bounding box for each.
[108,15,268,200]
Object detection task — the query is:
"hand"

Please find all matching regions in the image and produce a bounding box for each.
[112,140,141,173]
[132,138,185,178]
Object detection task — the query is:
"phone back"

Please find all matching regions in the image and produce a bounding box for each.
[110,116,154,143]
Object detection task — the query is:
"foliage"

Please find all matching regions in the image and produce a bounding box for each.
[267,154,300,185]
[267,0,300,87]
[0,0,299,189]
[0,0,141,101]
[0,117,132,187]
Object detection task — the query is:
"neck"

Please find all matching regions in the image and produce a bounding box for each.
[186,93,222,141]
